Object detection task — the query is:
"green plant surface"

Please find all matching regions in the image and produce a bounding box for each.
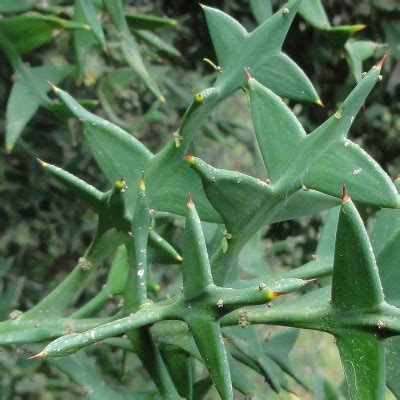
[2,2,400,399]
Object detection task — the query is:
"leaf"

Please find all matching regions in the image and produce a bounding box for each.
[103,0,164,101]
[249,77,305,182]
[298,0,331,30]
[78,0,106,47]
[120,35,165,101]
[126,13,177,30]
[134,29,181,57]
[203,1,320,103]
[5,64,73,151]
[73,0,99,85]
[0,14,89,54]
[331,195,384,310]
[336,332,385,400]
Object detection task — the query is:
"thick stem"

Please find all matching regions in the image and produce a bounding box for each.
[0,316,112,345]
[179,88,220,151]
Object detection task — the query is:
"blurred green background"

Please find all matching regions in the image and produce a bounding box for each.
[1,0,399,398]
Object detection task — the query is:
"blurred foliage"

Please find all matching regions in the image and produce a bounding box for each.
[1,0,399,398]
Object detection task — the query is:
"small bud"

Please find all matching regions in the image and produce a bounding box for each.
[282,7,289,15]
[224,231,232,240]
[78,257,92,271]
[194,92,204,103]
[9,310,23,320]
[238,309,249,329]
[258,282,266,291]
[173,132,183,148]
[334,109,342,119]
[217,299,224,308]
[115,178,128,192]
[266,291,283,301]
[375,74,383,82]
[139,173,145,193]
[185,154,196,165]
[361,72,367,78]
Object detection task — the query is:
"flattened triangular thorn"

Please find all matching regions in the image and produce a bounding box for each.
[185,153,196,165]
[342,185,350,203]
[140,171,146,193]
[47,80,59,92]
[28,351,47,360]
[374,50,390,70]
[244,67,253,81]
[36,158,48,168]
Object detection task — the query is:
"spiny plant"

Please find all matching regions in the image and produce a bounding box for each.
[250,0,384,82]
[0,0,180,152]
[2,1,400,399]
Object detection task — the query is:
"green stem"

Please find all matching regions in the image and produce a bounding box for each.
[38,305,165,357]
[179,88,220,151]
[69,289,109,319]
[219,304,325,332]
[0,316,112,345]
